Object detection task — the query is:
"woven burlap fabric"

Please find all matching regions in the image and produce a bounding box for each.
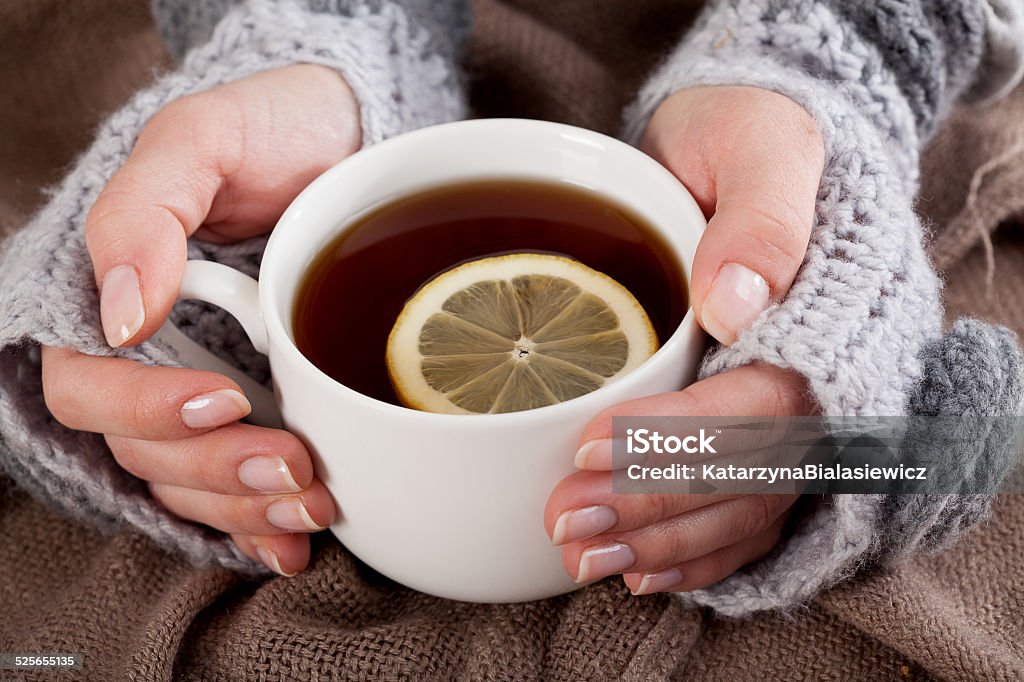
[2,0,1024,679]
[919,85,1024,336]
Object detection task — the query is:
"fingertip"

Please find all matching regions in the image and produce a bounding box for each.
[628,567,684,595]
[574,439,611,469]
[86,184,191,349]
[622,572,644,594]
[235,533,311,577]
[180,388,252,430]
[273,431,316,490]
[256,546,298,577]
[99,264,146,348]
[699,262,771,346]
[576,438,647,471]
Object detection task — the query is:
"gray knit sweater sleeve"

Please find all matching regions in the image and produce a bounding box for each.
[0,0,467,574]
[151,0,470,143]
[623,0,1024,616]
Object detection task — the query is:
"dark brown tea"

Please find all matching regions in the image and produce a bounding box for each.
[293,180,687,405]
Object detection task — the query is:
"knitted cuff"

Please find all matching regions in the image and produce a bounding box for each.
[676,320,1024,617]
[967,0,1024,102]
[0,0,465,574]
[620,0,1023,615]
[624,0,946,416]
[882,320,1024,558]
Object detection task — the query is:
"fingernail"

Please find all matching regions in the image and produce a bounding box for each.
[239,456,302,493]
[574,439,612,469]
[576,542,636,583]
[256,546,296,577]
[701,263,770,345]
[632,567,683,595]
[180,389,251,429]
[100,264,145,347]
[266,498,324,531]
[574,439,643,470]
[552,505,618,545]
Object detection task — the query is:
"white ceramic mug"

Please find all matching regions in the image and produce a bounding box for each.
[165,118,707,603]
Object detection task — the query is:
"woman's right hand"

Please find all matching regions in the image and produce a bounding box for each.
[40,64,362,576]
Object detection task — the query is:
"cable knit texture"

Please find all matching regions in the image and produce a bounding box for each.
[0,0,1021,614]
[0,0,466,575]
[885,319,1024,555]
[970,0,1024,101]
[622,0,1024,615]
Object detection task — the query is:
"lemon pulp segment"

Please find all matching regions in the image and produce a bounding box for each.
[386,253,658,414]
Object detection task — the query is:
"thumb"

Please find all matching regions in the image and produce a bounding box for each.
[690,122,823,345]
[692,174,818,346]
[644,87,824,346]
[85,96,228,348]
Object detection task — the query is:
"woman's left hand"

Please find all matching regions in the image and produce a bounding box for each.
[545,363,814,594]
[544,85,824,594]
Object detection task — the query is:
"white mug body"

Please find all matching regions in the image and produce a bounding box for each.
[189,119,707,602]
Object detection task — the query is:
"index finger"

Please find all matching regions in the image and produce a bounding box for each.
[575,363,814,470]
[42,346,250,440]
[85,94,231,348]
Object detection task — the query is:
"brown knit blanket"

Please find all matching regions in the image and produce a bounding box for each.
[2,1,1023,679]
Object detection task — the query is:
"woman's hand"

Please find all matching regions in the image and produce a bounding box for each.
[643,85,823,345]
[546,364,813,594]
[544,86,824,594]
[40,64,362,576]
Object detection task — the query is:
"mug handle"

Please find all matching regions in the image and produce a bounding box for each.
[153,260,283,428]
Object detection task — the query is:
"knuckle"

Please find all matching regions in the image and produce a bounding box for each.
[640,494,673,526]
[750,364,814,416]
[737,496,779,539]
[186,438,231,491]
[150,93,206,132]
[122,368,175,436]
[666,527,694,565]
[689,555,728,591]
[41,372,70,426]
[787,108,825,165]
[740,203,809,265]
[302,485,336,526]
[773,373,812,416]
[146,90,243,177]
[756,524,784,558]
[274,432,314,488]
[41,354,85,428]
[667,389,701,418]
[147,481,174,509]
[226,496,263,532]
[120,367,212,437]
[757,89,823,159]
[267,427,309,461]
[652,520,692,564]
[711,211,809,293]
[106,436,146,478]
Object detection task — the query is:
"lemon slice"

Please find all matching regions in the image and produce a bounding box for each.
[386,253,658,414]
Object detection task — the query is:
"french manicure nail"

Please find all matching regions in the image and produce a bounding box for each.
[239,456,301,493]
[552,505,618,545]
[632,567,683,595]
[100,264,145,347]
[574,439,612,469]
[256,546,296,577]
[180,389,251,429]
[266,498,324,532]
[701,263,770,345]
[576,542,636,583]
[574,439,644,470]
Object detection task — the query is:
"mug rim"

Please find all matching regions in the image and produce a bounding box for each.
[259,118,706,423]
